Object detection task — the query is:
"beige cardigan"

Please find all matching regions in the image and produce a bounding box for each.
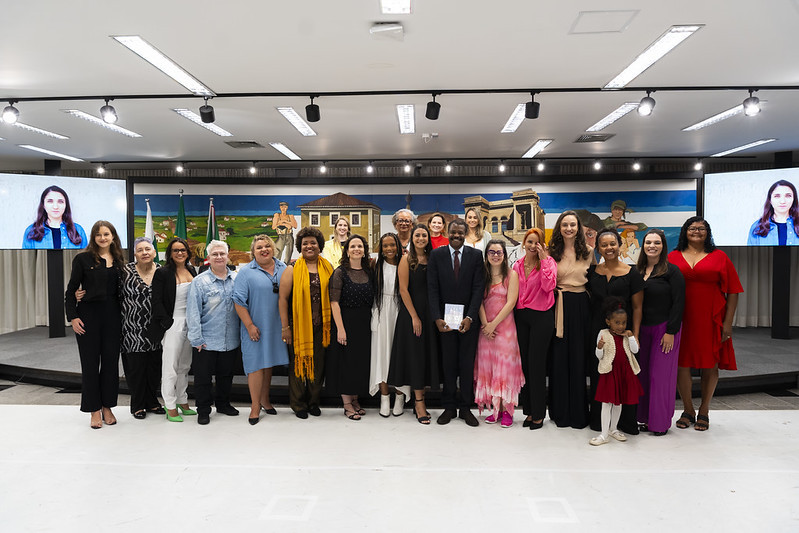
[595,329,640,375]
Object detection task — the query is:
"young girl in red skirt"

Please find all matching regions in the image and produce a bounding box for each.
[590,297,644,446]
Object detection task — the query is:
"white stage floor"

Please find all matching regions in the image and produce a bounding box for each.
[1,405,797,532]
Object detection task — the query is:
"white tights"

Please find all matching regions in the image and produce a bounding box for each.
[600,402,621,438]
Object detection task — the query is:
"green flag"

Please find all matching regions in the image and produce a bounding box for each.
[175,191,187,239]
[204,197,219,259]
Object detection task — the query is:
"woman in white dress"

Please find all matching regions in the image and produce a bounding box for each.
[369,233,409,416]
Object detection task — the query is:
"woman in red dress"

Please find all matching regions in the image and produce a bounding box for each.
[668,216,743,431]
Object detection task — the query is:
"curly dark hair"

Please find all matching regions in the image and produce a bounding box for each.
[635,229,669,278]
[675,216,716,253]
[295,226,325,253]
[752,180,799,237]
[339,234,372,276]
[164,237,193,270]
[548,210,591,261]
[407,224,432,271]
[373,232,401,311]
[601,295,628,321]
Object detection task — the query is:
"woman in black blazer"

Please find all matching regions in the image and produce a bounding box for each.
[152,238,198,422]
[65,220,125,429]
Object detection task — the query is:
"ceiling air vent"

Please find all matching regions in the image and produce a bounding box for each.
[574,134,615,143]
[225,141,265,149]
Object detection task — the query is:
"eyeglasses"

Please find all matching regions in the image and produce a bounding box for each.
[396,219,412,224]
[486,250,504,257]
[687,226,707,233]
[172,248,187,254]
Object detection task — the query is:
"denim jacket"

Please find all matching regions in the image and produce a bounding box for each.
[186,268,240,351]
[747,217,798,245]
[22,222,87,249]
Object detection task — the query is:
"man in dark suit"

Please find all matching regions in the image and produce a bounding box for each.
[427,218,485,426]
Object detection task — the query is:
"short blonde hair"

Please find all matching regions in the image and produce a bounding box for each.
[250,234,275,255]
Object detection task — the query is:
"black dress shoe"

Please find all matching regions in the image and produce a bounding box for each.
[260,406,278,415]
[308,406,322,417]
[248,417,259,425]
[149,406,166,415]
[653,430,668,436]
[295,409,309,419]
[522,418,532,428]
[198,413,210,425]
[437,408,457,425]
[529,420,544,430]
[459,409,479,427]
[133,410,147,420]
[216,405,240,416]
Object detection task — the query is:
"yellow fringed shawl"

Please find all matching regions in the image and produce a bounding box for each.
[292,256,333,381]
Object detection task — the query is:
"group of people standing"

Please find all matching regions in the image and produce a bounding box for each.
[65,209,742,444]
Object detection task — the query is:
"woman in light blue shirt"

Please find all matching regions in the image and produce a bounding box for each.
[22,185,87,249]
[747,180,798,246]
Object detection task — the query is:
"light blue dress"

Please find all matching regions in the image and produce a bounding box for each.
[232,259,290,374]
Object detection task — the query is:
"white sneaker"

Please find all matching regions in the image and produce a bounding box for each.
[589,434,609,446]
[610,430,628,442]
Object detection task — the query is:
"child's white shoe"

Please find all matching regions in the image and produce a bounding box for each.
[589,434,609,446]
[610,430,627,442]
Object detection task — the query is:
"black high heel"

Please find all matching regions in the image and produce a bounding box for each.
[414,397,431,425]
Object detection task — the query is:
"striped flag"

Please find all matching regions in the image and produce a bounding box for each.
[204,197,219,260]
[175,190,187,240]
[144,198,161,262]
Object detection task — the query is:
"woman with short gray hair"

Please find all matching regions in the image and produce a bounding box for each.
[392,209,416,251]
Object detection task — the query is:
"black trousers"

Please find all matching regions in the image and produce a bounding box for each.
[548,292,590,429]
[439,327,478,410]
[288,325,325,412]
[125,349,162,413]
[76,301,121,413]
[515,307,554,421]
[192,347,237,415]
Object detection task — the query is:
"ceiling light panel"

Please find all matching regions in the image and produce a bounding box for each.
[710,138,777,157]
[18,144,84,162]
[380,0,411,14]
[276,107,317,136]
[501,104,527,133]
[585,102,639,132]
[604,25,703,89]
[522,139,554,158]
[172,109,233,137]
[12,122,69,139]
[682,104,745,131]
[396,104,415,134]
[269,142,302,160]
[62,109,142,137]
[112,35,216,97]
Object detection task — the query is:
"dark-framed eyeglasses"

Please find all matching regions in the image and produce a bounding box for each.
[172,248,188,254]
[486,249,504,257]
[687,226,707,233]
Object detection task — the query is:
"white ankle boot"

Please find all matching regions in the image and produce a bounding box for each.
[380,394,391,417]
[392,392,405,416]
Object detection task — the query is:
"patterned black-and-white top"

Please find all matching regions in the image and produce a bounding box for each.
[121,262,160,353]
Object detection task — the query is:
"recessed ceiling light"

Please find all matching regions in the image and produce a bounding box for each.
[585,103,639,132]
[62,109,142,137]
[11,122,69,140]
[501,104,527,133]
[537,161,545,172]
[404,163,412,173]
[18,144,84,162]
[396,104,415,134]
[682,104,744,131]
[522,139,553,158]
[269,142,302,160]
[111,35,215,97]
[594,160,602,170]
[694,160,703,170]
[96,164,106,174]
[380,0,411,15]
[498,162,506,172]
[710,138,776,157]
[172,109,233,136]
[632,160,641,171]
[277,107,317,136]
[249,164,257,175]
[604,25,703,89]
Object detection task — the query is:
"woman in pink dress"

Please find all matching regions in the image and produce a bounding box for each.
[474,240,525,428]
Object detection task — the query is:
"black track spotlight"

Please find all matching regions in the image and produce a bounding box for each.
[525,93,540,119]
[100,99,118,124]
[743,90,760,117]
[366,161,374,174]
[306,96,320,123]
[96,163,106,175]
[2,101,19,124]
[425,94,440,120]
[199,97,215,123]
[638,91,656,116]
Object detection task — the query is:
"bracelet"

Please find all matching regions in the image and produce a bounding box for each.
[282,326,291,330]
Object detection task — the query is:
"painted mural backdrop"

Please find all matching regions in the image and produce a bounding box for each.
[133,180,696,265]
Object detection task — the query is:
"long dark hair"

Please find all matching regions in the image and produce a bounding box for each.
[373,232,401,312]
[27,185,83,245]
[549,210,591,261]
[164,237,193,271]
[636,229,669,278]
[86,220,124,266]
[676,216,716,253]
[753,180,799,237]
[482,239,509,297]
[340,234,372,276]
[407,224,432,271]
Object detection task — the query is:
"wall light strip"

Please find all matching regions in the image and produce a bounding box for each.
[585,103,639,132]
[396,104,415,134]
[12,122,69,139]
[710,138,777,157]
[62,109,142,137]
[18,144,84,162]
[112,35,215,97]
[269,142,302,160]
[276,107,317,136]
[682,104,744,131]
[380,0,412,14]
[604,25,703,89]
[521,139,553,158]
[172,109,233,136]
[501,104,526,133]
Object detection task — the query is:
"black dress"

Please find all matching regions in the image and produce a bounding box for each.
[388,263,440,390]
[325,266,374,396]
[587,264,645,433]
